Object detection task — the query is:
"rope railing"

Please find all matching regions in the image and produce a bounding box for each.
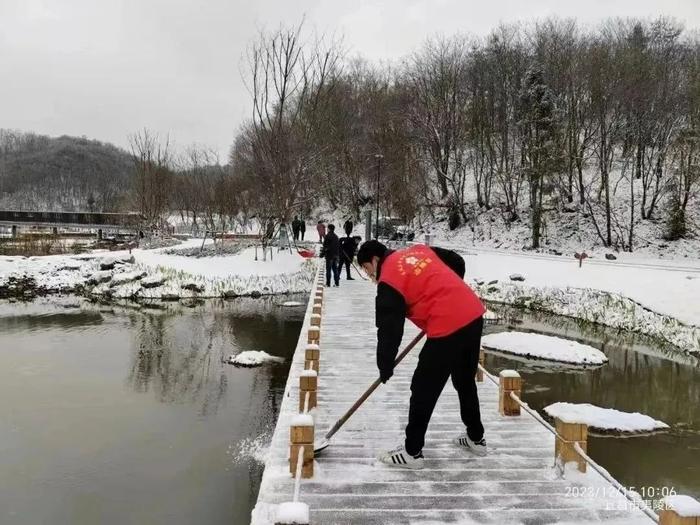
[477,362,659,523]
[293,445,304,502]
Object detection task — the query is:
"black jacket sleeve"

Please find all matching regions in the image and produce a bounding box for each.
[431,246,465,279]
[375,282,406,382]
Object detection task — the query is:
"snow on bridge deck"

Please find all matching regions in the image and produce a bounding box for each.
[252,272,654,524]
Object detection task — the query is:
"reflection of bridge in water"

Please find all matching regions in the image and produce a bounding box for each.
[0,210,143,237]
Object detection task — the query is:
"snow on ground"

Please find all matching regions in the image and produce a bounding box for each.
[544,402,669,433]
[482,331,608,366]
[0,238,315,301]
[460,248,700,327]
[227,351,284,367]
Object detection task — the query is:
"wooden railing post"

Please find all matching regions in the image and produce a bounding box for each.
[289,415,314,478]
[554,417,588,473]
[307,326,320,345]
[498,370,522,416]
[476,349,485,382]
[299,369,317,411]
[305,343,320,374]
[660,495,700,525]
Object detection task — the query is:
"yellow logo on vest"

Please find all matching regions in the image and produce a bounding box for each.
[398,254,433,276]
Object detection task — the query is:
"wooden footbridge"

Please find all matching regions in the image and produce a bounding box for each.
[252,263,699,525]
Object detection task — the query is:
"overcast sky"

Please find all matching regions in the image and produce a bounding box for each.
[1,0,699,159]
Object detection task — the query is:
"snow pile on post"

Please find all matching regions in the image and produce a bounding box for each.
[290,414,314,427]
[275,502,309,525]
[227,351,284,367]
[663,495,700,517]
[482,331,608,365]
[544,402,669,433]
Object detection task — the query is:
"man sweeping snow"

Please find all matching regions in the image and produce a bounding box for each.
[357,240,487,469]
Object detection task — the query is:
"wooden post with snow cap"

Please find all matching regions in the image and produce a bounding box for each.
[310,313,321,327]
[554,417,588,473]
[498,370,522,416]
[305,343,320,374]
[660,495,700,525]
[476,349,485,382]
[289,413,314,478]
[307,326,320,345]
[299,369,317,411]
[312,302,322,315]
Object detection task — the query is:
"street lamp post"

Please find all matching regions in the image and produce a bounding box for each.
[374,154,383,239]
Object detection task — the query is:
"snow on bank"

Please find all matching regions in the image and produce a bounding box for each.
[482,331,608,366]
[0,240,316,301]
[464,249,700,328]
[475,280,700,357]
[544,402,669,433]
[227,351,284,367]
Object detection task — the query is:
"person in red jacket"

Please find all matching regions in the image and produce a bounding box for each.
[357,240,487,469]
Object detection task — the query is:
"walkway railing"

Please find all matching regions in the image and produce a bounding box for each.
[478,361,698,525]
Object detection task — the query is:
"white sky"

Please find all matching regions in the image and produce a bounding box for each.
[1,0,698,159]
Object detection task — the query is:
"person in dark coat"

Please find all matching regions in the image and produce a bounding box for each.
[292,216,301,241]
[339,235,359,280]
[343,218,353,237]
[357,240,486,469]
[299,218,306,240]
[320,224,341,287]
[316,220,326,243]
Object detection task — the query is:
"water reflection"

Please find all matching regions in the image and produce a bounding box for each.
[0,296,305,525]
[485,304,700,502]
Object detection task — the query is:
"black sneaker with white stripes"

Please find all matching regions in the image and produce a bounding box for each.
[453,434,488,456]
[377,445,425,469]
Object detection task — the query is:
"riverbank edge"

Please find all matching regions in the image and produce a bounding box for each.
[0,259,316,303]
[475,281,700,358]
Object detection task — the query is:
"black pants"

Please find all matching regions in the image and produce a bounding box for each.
[340,257,351,279]
[405,317,484,456]
[325,256,340,286]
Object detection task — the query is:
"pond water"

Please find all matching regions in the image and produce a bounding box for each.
[484,305,700,506]
[0,297,305,525]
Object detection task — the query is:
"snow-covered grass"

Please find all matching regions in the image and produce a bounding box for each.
[482,331,608,366]
[544,402,669,434]
[463,249,700,327]
[475,280,700,356]
[0,238,315,301]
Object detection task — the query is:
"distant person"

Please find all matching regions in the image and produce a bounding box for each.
[299,218,306,240]
[316,220,326,243]
[292,216,301,241]
[339,234,359,280]
[343,218,354,237]
[321,224,340,287]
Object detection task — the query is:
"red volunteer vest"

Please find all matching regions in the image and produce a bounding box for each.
[379,244,485,338]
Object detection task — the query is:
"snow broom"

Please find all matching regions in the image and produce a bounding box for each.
[313,331,426,454]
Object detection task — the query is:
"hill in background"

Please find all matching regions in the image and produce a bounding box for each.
[0,130,132,212]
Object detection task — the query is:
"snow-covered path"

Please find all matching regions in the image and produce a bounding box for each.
[252,271,653,524]
[459,247,700,327]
